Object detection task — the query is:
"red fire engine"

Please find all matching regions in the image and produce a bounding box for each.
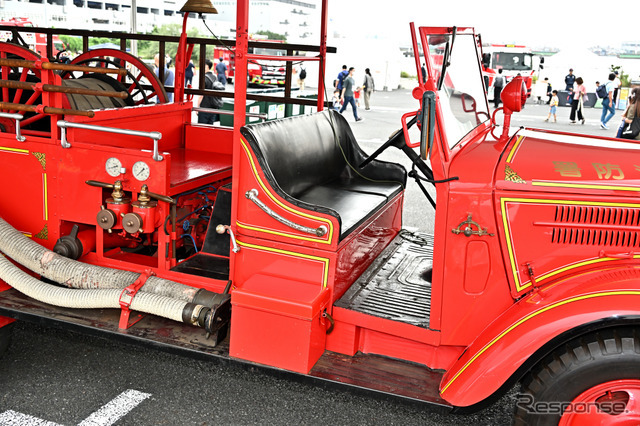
[482,43,543,100]
[215,37,287,87]
[0,17,64,59]
[0,2,638,424]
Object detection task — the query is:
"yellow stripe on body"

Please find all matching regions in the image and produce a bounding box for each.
[237,240,330,288]
[440,290,640,394]
[239,138,334,244]
[501,197,640,291]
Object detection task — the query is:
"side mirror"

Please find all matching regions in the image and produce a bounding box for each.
[497,76,526,143]
[501,76,527,113]
[420,91,436,160]
[482,53,491,68]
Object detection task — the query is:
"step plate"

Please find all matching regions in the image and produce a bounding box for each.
[336,231,433,328]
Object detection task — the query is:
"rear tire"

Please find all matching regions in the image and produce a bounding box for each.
[0,322,14,358]
[514,327,640,426]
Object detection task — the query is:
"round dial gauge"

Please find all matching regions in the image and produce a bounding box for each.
[132,161,150,181]
[105,157,122,177]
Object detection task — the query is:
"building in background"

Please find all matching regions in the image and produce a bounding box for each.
[0,0,318,43]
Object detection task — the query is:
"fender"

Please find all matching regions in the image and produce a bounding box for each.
[439,265,640,407]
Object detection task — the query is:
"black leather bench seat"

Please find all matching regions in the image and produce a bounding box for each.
[296,186,388,237]
[322,177,403,201]
[241,110,407,240]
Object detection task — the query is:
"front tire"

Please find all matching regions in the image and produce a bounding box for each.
[514,327,640,425]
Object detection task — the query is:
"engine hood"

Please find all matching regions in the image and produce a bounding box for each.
[496,129,640,197]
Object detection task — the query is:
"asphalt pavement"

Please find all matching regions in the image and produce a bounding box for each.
[0,88,619,425]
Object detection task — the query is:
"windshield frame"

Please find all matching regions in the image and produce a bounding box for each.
[421,27,491,151]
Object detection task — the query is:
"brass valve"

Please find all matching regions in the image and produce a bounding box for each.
[135,184,153,207]
[110,180,127,203]
[85,179,130,205]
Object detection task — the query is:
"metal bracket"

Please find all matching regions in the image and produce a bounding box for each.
[246,188,328,237]
[451,214,495,237]
[0,112,26,142]
[118,269,154,329]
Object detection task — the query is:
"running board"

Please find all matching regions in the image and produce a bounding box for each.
[0,288,451,411]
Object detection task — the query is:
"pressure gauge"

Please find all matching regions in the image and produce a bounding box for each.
[132,161,150,181]
[105,157,123,177]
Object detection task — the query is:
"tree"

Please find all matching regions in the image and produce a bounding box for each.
[138,24,210,63]
[59,35,82,53]
[610,65,630,87]
[254,30,287,42]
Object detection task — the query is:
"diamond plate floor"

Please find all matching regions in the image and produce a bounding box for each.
[335,231,433,328]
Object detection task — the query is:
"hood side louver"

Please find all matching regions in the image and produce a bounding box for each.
[551,205,640,246]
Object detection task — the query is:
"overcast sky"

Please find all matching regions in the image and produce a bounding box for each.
[328,1,636,50]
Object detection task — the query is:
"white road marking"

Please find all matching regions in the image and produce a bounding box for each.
[78,389,151,426]
[0,389,151,426]
[0,410,63,426]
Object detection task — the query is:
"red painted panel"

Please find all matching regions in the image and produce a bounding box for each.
[495,193,640,297]
[185,125,233,155]
[0,140,49,241]
[359,328,464,371]
[333,194,403,301]
[230,274,330,373]
[497,130,640,197]
[167,148,232,190]
[65,103,191,152]
[233,235,334,290]
[463,241,490,294]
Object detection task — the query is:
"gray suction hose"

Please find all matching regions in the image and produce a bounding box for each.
[0,218,213,303]
[0,254,187,322]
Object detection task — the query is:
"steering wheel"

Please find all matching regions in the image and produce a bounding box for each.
[359,114,435,182]
[358,122,412,169]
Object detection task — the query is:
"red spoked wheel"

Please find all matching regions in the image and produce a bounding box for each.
[64,49,168,105]
[515,328,640,426]
[0,42,50,135]
[559,380,640,425]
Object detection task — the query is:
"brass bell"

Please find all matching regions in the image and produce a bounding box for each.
[180,0,218,14]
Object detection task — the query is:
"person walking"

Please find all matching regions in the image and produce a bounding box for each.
[493,69,505,109]
[363,68,375,110]
[545,90,559,122]
[569,77,587,124]
[185,59,195,86]
[543,77,552,104]
[335,65,348,93]
[600,73,617,129]
[154,53,174,102]
[215,57,228,86]
[297,63,307,91]
[339,67,362,122]
[198,59,225,125]
[613,70,622,107]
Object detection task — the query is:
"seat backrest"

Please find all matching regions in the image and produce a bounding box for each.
[240,110,348,197]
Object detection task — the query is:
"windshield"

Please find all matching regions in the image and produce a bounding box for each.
[428,33,490,148]
[253,47,285,56]
[492,52,532,71]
